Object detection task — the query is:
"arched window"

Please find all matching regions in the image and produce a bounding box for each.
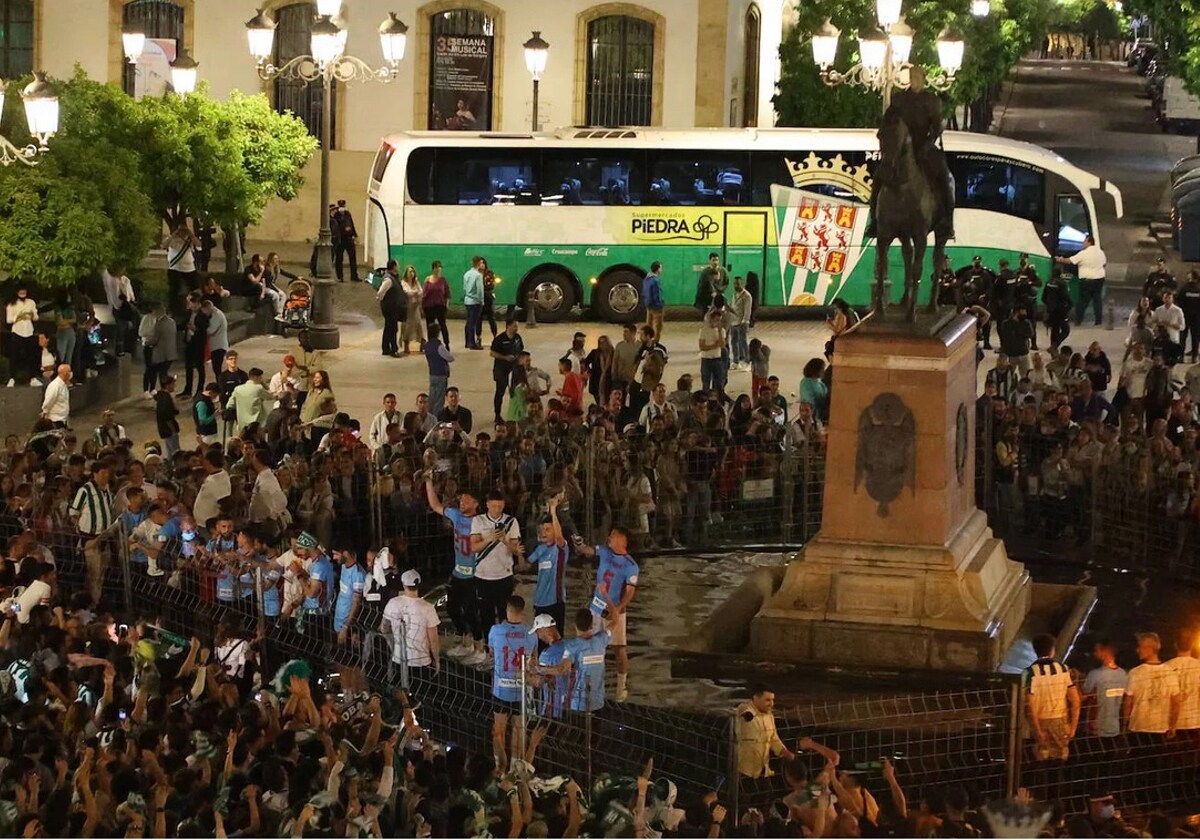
[585,14,654,127]
[742,4,761,127]
[122,0,184,96]
[428,7,495,130]
[0,0,33,78]
[273,3,337,147]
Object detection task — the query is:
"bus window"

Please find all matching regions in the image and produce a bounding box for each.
[428,147,538,205]
[1056,193,1090,255]
[950,153,1045,223]
[371,142,396,184]
[542,151,644,205]
[647,151,751,206]
[750,150,868,206]
[406,147,436,204]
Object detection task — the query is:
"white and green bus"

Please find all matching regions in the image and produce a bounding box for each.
[364,127,1123,322]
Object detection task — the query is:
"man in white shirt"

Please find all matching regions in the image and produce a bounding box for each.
[1056,234,1107,327]
[1119,342,1153,427]
[268,355,300,406]
[698,309,728,396]
[248,450,290,540]
[381,569,440,690]
[41,364,72,427]
[1166,631,1200,735]
[470,490,523,628]
[368,393,401,451]
[101,266,137,357]
[1123,631,1181,739]
[1154,290,1187,363]
[193,450,232,532]
[14,562,54,625]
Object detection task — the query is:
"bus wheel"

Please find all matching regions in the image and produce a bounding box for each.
[523,269,577,323]
[593,269,643,323]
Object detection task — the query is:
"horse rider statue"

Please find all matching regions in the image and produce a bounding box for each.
[867,66,955,242]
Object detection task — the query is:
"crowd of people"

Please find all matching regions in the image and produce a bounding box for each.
[974,253,1200,565]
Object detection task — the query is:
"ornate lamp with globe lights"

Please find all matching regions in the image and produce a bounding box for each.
[244,3,409,349]
[0,72,59,167]
[811,0,974,109]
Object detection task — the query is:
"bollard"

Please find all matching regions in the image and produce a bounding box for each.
[525,290,538,328]
[1105,300,1115,331]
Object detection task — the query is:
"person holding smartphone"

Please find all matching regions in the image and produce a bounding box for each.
[470,490,523,629]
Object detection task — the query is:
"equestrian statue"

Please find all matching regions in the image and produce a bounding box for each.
[867,66,956,322]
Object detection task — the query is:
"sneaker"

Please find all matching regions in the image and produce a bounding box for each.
[5,379,12,388]
[463,649,489,666]
[447,643,473,658]
[616,687,629,703]
[144,390,154,399]
[146,567,165,578]
[28,379,39,387]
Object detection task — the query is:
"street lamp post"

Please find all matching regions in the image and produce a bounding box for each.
[245,4,408,349]
[0,72,60,167]
[811,1,968,110]
[523,31,549,132]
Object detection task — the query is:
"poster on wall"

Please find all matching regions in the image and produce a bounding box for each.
[134,38,177,99]
[428,34,493,131]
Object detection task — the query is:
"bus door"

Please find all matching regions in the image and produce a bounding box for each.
[722,210,769,304]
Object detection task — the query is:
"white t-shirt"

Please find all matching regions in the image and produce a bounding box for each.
[15,580,51,624]
[381,594,439,666]
[6,299,36,339]
[215,638,249,679]
[1167,655,1200,730]
[471,513,520,581]
[1126,661,1181,733]
[1069,244,1107,279]
[698,324,725,359]
[1154,303,1186,343]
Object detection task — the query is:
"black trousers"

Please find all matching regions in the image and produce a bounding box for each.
[475,576,514,628]
[480,301,497,340]
[423,305,450,347]
[1183,319,1200,360]
[1048,315,1071,350]
[381,314,399,355]
[183,344,206,395]
[493,375,508,422]
[8,334,36,382]
[448,576,482,639]
[334,240,359,282]
[210,348,226,380]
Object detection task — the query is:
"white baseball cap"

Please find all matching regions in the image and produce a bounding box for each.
[401,569,421,588]
[529,613,556,633]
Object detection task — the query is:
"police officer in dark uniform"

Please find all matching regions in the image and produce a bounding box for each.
[1042,268,1073,351]
[868,67,956,239]
[1144,257,1176,310]
[1015,253,1042,349]
[990,259,1019,350]
[934,255,960,307]
[1178,268,1200,362]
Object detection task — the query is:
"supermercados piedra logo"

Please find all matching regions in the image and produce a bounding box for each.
[628,210,720,243]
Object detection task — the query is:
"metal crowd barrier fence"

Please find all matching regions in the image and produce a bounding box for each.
[26,521,1200,820]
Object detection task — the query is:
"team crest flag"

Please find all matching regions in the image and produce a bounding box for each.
[771,184,870,306]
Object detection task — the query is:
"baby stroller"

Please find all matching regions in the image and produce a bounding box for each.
[279,278,312,331]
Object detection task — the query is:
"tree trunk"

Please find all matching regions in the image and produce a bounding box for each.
[221,225,242,274]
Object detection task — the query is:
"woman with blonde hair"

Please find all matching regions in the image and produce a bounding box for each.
[400,264,425,354]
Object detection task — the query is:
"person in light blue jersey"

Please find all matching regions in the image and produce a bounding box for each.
[563,607,611,713]
[487,594,529,771]
[528,495,568,635]
[577,526,639,702]
[334,549,367,640]
[425,477,485,663]
[526,612,572,769]
[1083,638,1128,742]
[300,533,334,634]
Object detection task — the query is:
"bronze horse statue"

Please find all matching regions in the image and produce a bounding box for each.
[872,112,951,321]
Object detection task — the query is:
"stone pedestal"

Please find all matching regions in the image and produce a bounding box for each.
[750,312,1030,671]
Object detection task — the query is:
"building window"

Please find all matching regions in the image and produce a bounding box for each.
[742,4,760,127]
[121,0,184,96]
[0,0,33,79]
[428,8,495,130]
[274,3,336,147]
[585,14,654,127]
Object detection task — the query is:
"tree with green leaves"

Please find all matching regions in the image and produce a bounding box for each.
[0,70,316,288]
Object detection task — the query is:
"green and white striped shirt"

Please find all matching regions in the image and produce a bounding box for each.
[70,480,114,537]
